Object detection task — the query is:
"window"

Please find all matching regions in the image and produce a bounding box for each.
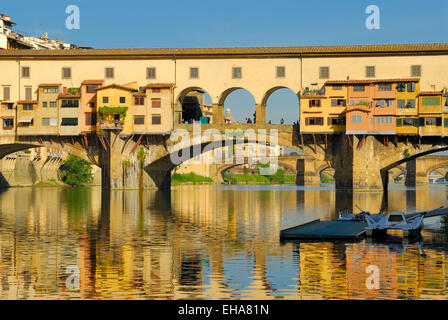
[305,117,324,125]
[378,83,391,91]
[152,114,161,125]
[23,104,33,111]
[309,100,321,107]
[353,85,365,92]
[49,118,57,126]
[147,67,156,79]
[331,99,346,106]
[365,66,375,78]
[42,118,50,126]
[61,100,79,108]
[327,117,346,125]
[134,116,145,125]
[105,67,114,79]
[21,67,30,78]
[445,118,448,128]
[406,99,416,108]
[422,96,440,106]
[89,102,95,108]
[135,97,144,105]
[103,97,109,104]
[50,102,57,108]
[407,82,416,92]
[6,103,13,110]
[25,87,32,100]
[377,116,393,125]
[42,102,48,108]
[397,99,406,108]
[62,67,71,79]
[86,85,98,93]
[53,88,58,93]
[411,65,421,77]
[332,85,342,90]
[276,66,285,78]
[85,113,97,126]
[425,117,436,126]
[3,86,10,101]
[152,88,161,93]
[351,115,363,124]
[319,66,329,79]
[232,67,242,79]
[403,118,418,126]
[190,67,199,79]
[120,97,126,103]
[3,118,13,128]
[61,118,78,126]
[397,82,406,92]
[152,99,161,108]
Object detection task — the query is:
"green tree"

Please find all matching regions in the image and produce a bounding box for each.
[60,155,93,186]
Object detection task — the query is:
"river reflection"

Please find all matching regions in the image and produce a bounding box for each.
[0,184,447,299]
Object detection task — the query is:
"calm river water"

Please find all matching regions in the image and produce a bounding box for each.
[0,184,447,299]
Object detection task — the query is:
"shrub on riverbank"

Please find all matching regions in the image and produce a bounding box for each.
[224,170,296,185]
[171,172,213,184]
[60,155,93,186]
[321,173,335,183]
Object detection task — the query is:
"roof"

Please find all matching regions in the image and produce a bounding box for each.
[326,78,420,85]
[39,83,62,87]
[419,91,443,96]
[133,92,147,97]
[96,83,137,92]
[0,43,447,59]
[17,100,37,104]
[0,17,16,25]
[145,83,175,89]
[58,93,81,98]
[81,79,105,85]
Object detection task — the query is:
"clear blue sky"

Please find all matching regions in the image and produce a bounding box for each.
[3,0,448,123]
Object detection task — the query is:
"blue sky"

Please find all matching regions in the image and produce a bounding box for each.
[3,0,448,123]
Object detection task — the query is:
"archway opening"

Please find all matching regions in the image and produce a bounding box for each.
[221,88,256,124]
[264,88,299,125]
[176,87,213,124]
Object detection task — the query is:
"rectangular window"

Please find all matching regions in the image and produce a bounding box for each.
[3,118,13,128]
[406,99,416,108]
[397,99,406,108]
[365,66,375,78]
[85,113,97,126]
[103,97,109,104]
[25,87,32,100]
[61,100,79,108]
[397,82,406,92]
[276,66,285,78]
[6,103,13,110]
[23,104,33,111]
[351,115,363,124]
[305,117,324,125]
[86,85,98,93]
[444,118,448,128]
[309,100,321,107]
[411,65,421,77]
[190,67,199,79]
[332,85,342,90]
[50,102,57,108]
[42,118,50,126]
[120,97,126,103]
[61,118,78,126]
[62,67,71,79]
[152,99,161,108]
[21,67,30,78]
[53,88,58,93]
[353,85,365,92]
[328,117,346,125]
[134,116,145,125]
[135,97,144,105]
[396,118,402,127]
[407,82,416,92]
[403,118,417,126]
[152,88,161,93]
[331,99,346,106]
[425,117,436,126]
[385,99,393,107]
[42,102,48,108]
[105,67,114,79]
[147,67,156,79]
[421,96,441,106]
[152,114,161,125]
[319,66,329,79]
[378,83,392,91]
[232,67,242,79]
[3,86,10,101]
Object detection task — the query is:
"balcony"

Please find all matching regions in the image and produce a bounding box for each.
[100,120,123,130]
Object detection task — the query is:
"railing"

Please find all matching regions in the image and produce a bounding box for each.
[100,120,123,130]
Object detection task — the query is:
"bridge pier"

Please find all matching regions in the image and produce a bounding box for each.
[255,104,266,124]
[295,158,321,186]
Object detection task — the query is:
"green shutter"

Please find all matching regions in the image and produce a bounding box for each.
[422,96,441,106]
[396,118,403,126]
[397,99,406,108]
[419,117,425,126]
[444,118,448,128]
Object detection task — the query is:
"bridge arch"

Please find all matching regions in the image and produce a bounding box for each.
[262,86,300,125]
[175,86,213,124]
[218,88,257,123]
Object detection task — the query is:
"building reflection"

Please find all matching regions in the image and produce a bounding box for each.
[0,185,446,299]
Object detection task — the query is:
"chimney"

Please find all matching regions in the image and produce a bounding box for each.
[63,87,67,94]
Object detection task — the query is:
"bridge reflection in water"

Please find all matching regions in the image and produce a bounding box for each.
[0,185,447,299]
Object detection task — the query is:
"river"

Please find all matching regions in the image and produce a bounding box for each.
[0,184,447,299]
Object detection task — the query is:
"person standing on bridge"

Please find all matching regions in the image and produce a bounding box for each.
[280,118,285,124]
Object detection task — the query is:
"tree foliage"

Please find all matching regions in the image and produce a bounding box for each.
[60,155,93,186]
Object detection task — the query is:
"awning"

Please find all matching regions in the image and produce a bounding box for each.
[18,117,33,123]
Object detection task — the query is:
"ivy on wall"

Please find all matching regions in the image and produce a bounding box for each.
[98,106,128,120]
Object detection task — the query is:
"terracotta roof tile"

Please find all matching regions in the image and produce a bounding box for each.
[419,91,443,96]
[326,78,420,85]
[39,83,62,87]
[81,80,105,85]
[96,83,137,92]
[145,83,175,88]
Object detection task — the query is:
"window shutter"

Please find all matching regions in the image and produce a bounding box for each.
[419,117,425,127]
[436,117,442,126]
[305,118,309,125]
[396,118,402,127]
[331,99,337,107]
[327,117,331,125]
[3,87,10,101]
[309,100,312,107]
[444,118,448,128]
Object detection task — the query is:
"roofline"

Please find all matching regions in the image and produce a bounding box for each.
[1,43,448,60]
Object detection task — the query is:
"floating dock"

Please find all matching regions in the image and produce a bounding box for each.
[280,219,368,240]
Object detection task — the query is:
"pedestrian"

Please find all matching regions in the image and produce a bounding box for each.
[280,118,284,124]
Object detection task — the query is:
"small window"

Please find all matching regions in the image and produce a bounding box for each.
[135,97,144,105]
[332,85,342,90]
[147,67,156,79]
[62,67,71,79]
[50,102,57,108]
[23,104,33,111]
[407,82,416,92]
[105,67,114,79]
[309,100,321,107]
[21,67,30,78]
[411,65,421,77]
[86,85,98,93]
[25,87,32,100]
[134,116,145,125]
[120,97,126,103]
[378,83,391,91]
[319,66,329,79]
[6,103,13,110]
[353,85,365,92]
[89,102,95,108]
[396,82,406,92]
[425,117,436,126]
[351,115,363,124]
[152,114,161,125]
[232,67,242,79]
[42,102,48,108]
[152,99,161,108]
[276,66,285,78]
[190,67,199,79]
[3,86,10,101]
[366,66,375,78]
[152,88,161,93]
[42,118,50,126]
[103,97,109,104]
[61,118,78,126]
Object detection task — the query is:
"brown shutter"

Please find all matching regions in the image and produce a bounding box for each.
[331,99,337,107]
[309,100,312,107]
[152,99,161,108]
